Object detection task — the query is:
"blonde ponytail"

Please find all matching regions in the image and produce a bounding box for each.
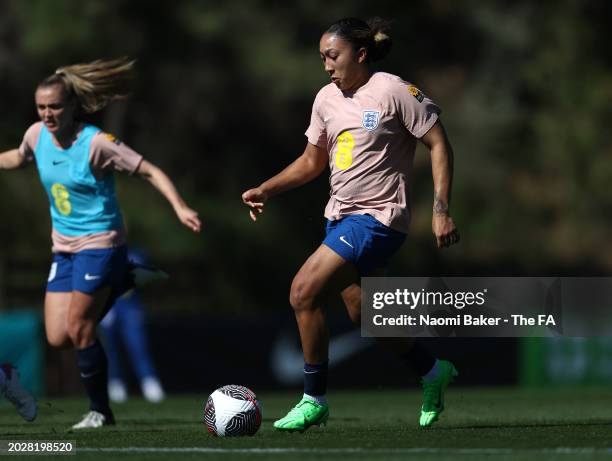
[40,57,135,114]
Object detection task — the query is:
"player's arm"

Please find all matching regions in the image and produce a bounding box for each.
[136,159,201,233]
[242,142,328,221]
[420,121,460,248]
[0,149,27,170]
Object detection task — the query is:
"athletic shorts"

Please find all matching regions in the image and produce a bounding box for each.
[46,245,129,294]
[322,214,406,276]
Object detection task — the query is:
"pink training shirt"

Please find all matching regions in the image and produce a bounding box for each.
[18,122,143,253]
[305,72,440,234]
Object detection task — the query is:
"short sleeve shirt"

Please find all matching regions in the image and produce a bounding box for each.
[19,122,143,177]
[305,72,440,234]
[18,122,143,252]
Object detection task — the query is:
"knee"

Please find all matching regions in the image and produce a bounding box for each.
[46,332,71,349]
[289,278,318,313]
[45,322,71,349]
[66,318,95,349]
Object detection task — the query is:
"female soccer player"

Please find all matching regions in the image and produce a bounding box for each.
[242,18,459,430]
[0,58,201,429]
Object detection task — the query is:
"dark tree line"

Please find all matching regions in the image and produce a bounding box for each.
[0,0,610,312]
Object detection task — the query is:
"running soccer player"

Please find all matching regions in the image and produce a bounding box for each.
[0,363,37,422]
[242,18,459,430]
[0,58,201,429]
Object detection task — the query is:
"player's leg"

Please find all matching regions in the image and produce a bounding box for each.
[0,363,37,422]
[44,292,72,349]
[273,244,358,432]
[100,306,128,403]
[8,254,72,422]
[341,277,458,427]
[342,275,423,366]
[44,253,74,349]
[118,294,165,402]
[69,246,129,429]
[68,287,116,429]
[291,246,358,362]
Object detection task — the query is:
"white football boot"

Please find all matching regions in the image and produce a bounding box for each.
[108,379,128,403]
[141,377,165,403]
[71,410,115,429]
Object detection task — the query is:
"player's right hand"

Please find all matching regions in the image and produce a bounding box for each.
[432,213,460,248]
[242,187,268,222]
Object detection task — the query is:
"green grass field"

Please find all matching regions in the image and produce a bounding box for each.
[1,387,612,461]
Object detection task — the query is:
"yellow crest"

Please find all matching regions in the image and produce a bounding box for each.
[407,85,424,102]
[103,133,121,145]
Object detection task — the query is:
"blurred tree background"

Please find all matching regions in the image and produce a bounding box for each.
[0,0,610,314]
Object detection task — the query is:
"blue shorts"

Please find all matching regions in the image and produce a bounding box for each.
[323,214,406,276]
[46,245,129,294]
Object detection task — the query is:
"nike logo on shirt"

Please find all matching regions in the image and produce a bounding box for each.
[52,160,66,165]
[84,274,101,281]
[339,235,354,248]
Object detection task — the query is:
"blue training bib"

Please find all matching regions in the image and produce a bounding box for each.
[34,124,123,236]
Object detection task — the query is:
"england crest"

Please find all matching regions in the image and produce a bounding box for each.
[362,110,380,131]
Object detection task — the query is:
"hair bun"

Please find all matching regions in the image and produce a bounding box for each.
[325,17,392,63]
[367,17,392,62]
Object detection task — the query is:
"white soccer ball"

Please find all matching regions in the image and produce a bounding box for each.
[204,385,262,437]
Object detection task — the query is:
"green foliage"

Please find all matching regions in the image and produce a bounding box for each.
[0,0,610,311]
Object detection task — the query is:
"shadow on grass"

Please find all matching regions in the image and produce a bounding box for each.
[435,419,612,431]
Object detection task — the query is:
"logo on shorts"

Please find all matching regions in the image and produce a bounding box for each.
[84,273,101,281]
[339,235,354,249]
[48,262,58,282]
[362,110,380,131]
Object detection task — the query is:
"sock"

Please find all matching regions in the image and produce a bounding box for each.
[303,393,328,406]
[399,340,436,378]
[0,366,6,389]
[422,359,442,383]
[303,361,328,398]
[77,341,112,417]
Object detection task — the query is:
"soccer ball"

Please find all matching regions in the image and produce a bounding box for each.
[204,385,262,437]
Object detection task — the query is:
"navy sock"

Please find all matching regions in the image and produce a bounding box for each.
[400,340,436,378]
[304,361,328,396]
[77,341,113,418]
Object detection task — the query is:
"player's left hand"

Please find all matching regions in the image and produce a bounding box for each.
[176,206,201,233]
[432,214,459,248]
[241,187,268,222]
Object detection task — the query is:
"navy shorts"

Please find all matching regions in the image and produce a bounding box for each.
[46,245,129,294]
[322,214,406,276]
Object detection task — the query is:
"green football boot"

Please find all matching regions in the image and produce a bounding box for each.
[273,397,329,432]
[419,360,458,427]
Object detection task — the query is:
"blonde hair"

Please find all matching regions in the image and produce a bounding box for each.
[39,57,135,114]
